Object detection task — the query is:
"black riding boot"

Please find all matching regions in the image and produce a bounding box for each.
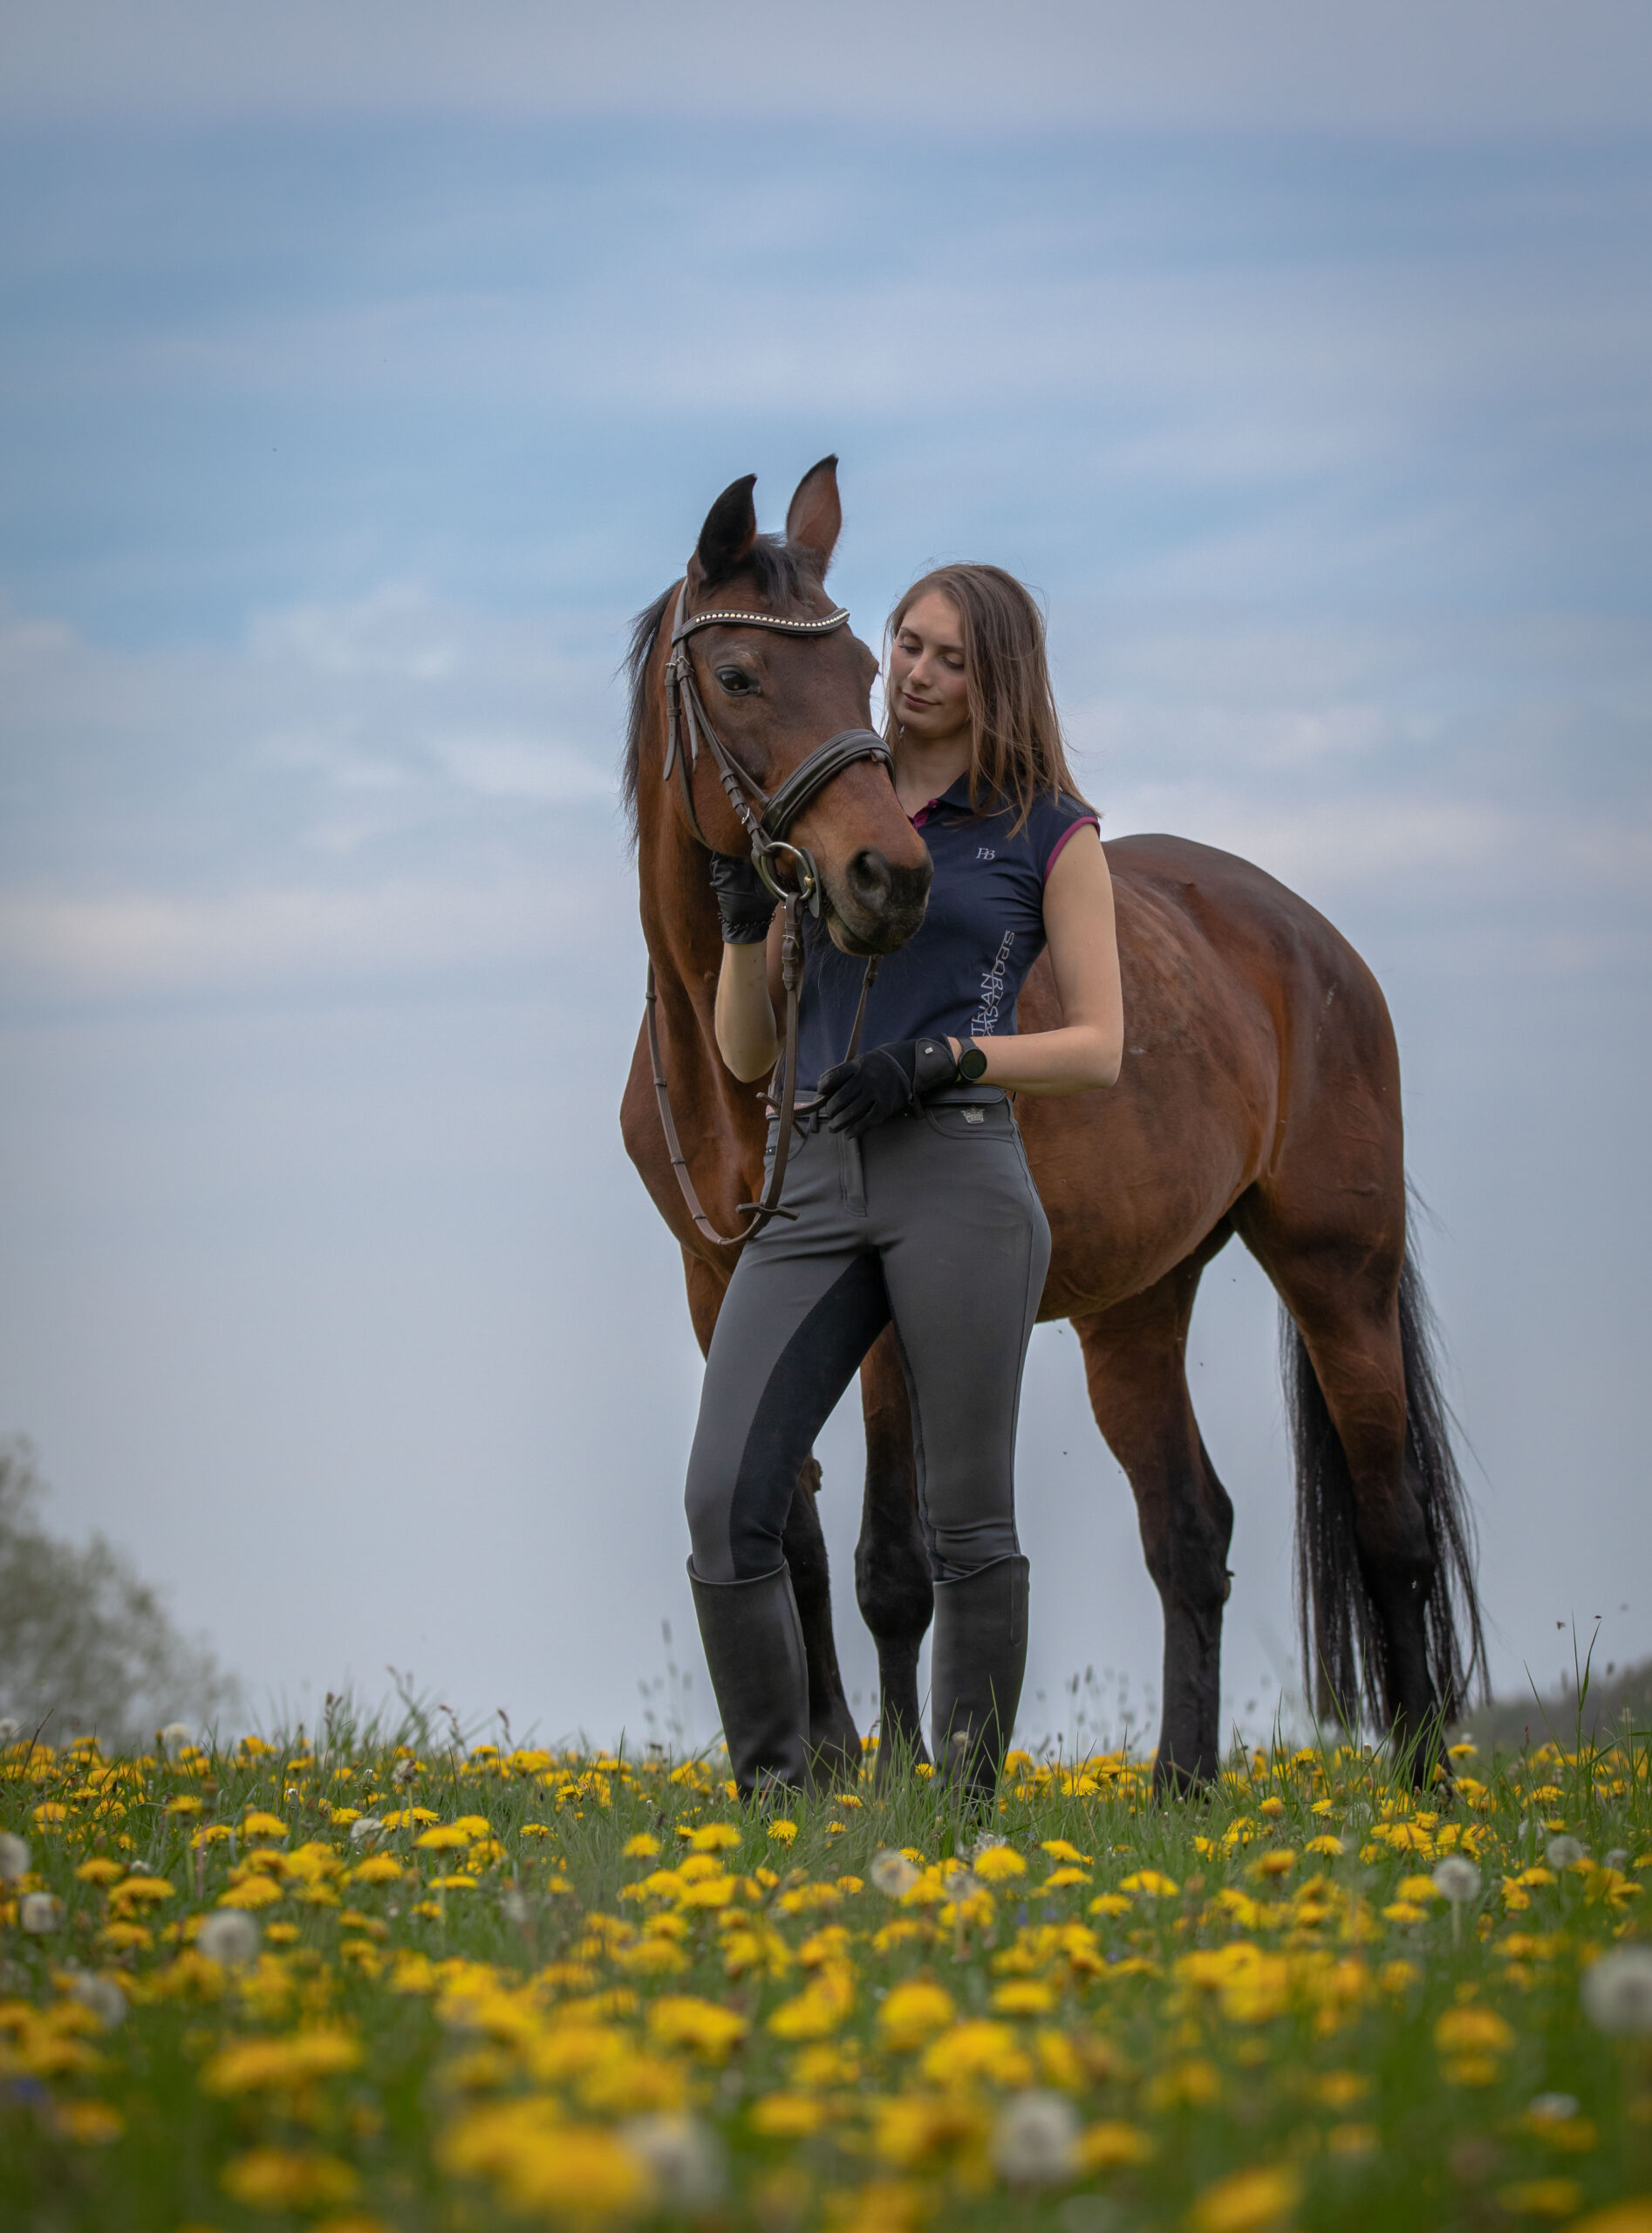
[687,1561,811,1799]
[930,1554,1029,1804]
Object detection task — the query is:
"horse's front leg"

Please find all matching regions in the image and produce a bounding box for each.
[856,1328,933,1779]
[682,1250,860,1788]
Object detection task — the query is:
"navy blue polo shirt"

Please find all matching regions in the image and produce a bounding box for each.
[795,777,1099,1089]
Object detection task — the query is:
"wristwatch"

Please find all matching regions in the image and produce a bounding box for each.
[954,1035,989,1082]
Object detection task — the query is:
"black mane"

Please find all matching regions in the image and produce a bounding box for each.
[619,536,820,840]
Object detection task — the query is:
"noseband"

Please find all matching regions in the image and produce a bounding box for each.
[646,581,894,1252]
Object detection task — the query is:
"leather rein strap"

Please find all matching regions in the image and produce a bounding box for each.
[646,583,892,1251]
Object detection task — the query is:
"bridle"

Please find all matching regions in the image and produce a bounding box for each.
[645,580,894,1250]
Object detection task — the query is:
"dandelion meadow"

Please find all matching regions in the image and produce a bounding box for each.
[4,1723,1652,2232]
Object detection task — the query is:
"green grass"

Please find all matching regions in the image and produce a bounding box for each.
[3,1716,1650,2232]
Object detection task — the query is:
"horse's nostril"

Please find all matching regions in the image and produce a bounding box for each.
[846,848,894,911]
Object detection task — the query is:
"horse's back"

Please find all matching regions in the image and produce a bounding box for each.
[1019,833,1401,1317]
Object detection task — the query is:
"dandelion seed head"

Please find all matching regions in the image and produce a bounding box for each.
[348,1816,385,1847]
[1582,1946,1652,2035]
[19,1891,63,1934]
[1430,1857,1480,1904]
[991,2089,1081,2184]
[0,1831,31,1882]
[197,1909,262,1969]
[1526,2093,1580,2124]
[500,1887,529,1926]
[158,1723,194,1760]
[870,1850,919,1898]
[0,1717,21,1743]
[619,2113,726,2209]
[67,1972,127,2029]
[1545,1835,1587,1870]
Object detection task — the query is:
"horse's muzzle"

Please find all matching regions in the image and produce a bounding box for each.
[827,847,932,956]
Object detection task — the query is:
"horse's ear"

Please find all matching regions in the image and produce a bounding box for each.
[785,455,842,577]
[692,475,759,586]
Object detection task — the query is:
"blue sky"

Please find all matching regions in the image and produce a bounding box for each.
[2,3,1649,1746]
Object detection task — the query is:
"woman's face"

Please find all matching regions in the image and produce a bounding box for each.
[887,591,970,746]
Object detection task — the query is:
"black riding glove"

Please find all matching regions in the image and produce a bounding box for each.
[708,850,778,945]
[817,1037,959,1137]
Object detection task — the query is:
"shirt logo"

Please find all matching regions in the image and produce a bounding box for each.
[976,847,997,860]
[971,931,1015,1036]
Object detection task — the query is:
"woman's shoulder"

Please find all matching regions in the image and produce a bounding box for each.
[1018,786,1101,876]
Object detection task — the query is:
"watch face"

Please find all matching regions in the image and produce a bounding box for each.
[959,1044,989,1081]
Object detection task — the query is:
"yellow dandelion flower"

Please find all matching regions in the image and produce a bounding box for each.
[768,1964,856,2040]
[768,1820,800,1845]
[870,2093,985,2168]
[239,1812,289,1841]
[750,2092,828,2138]
[1498,2180,1584,2218]
[73,1859,125,1886]
[1327,2123,1379,2157]
[1190,2161,1301,2233]
[217,1875,283,1910]
[55,2101,123,2144]
[877,1982,957,2051]
[646,1996,747,2061]
[1040,1840,1091,1865]
[1146,2059,1222,2110]
[992,1980,1057,2016]
[221,2149,359,2209]
[201,2027,363,2094]
[108,1874,176,1908]
[622,1834,660,1859]
[920,2018,1033,2090]
[1434,2005,1516,2057]
[1567,2208,1652,2233]
[973,1847,1027,1883]
[1079,2120,1153,2169]
[687,1823,741,1853]
[415,1826,471,1852]
[1119,1869,1178,1897]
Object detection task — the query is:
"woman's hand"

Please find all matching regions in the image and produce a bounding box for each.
[817,1038,960,1136]
[708,850,778,945]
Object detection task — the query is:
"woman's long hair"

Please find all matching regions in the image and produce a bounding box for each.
[884,563,1089,831]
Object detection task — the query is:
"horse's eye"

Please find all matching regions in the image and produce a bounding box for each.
[716,667,753,695]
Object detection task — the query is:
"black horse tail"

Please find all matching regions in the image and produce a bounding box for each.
[1283,1194,1488,1729]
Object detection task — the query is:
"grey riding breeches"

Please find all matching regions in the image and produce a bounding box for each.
[684,1092,1052,1586]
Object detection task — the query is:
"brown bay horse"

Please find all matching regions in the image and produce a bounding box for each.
[619,459,1485,1790]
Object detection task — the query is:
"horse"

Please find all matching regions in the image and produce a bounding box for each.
[619,457,1485,1791]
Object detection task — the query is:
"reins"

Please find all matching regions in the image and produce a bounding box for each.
[645,582,891,1250]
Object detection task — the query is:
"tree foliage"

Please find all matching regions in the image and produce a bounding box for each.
[0,1438,239,1745]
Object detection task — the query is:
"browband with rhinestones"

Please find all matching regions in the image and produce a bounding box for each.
[671,605,850,644]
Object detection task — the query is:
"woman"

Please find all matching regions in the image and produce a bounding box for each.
[686,564,1124,1800]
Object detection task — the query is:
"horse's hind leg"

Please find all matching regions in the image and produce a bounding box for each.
[1073,1230,1237,1793]
[1236,1192,1447,1766]
[682,1252,860,1786]
[855,1328,933,1779]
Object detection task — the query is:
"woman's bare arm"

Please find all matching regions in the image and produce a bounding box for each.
[713,918,782,1081]
[948,825,1123,1094]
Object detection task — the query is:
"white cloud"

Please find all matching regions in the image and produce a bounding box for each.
[4,0,1649,133]
[0,871,627,1001]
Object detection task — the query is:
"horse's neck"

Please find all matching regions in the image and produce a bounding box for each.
[639,804,746,1090]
